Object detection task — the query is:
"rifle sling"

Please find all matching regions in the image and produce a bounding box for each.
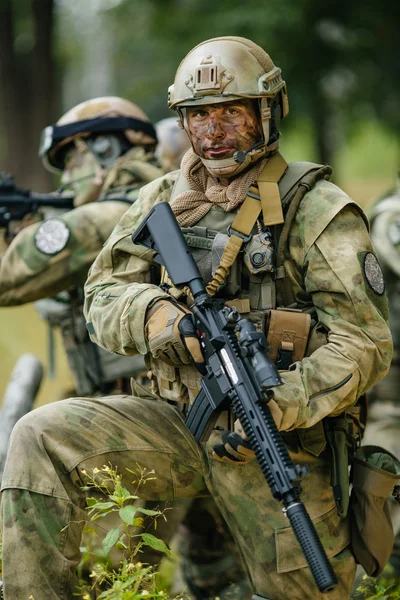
[206,152,288,296]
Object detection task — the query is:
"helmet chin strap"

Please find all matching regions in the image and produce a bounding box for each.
[200,137,281,179]
[201,139,266,171]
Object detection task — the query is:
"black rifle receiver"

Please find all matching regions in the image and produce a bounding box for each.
[0,173,75,237]
[132,201,338,594]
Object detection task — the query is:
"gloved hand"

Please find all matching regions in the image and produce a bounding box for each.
[145,298,205,370]
[213,401,283,464]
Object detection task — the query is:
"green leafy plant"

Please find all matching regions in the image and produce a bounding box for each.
[74,463,182,600]
[352,571,400,600]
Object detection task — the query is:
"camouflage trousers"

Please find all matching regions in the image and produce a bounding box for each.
[1,391,355,600]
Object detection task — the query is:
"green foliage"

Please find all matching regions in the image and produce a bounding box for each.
[353,571,400,599]
[73,463,183,600]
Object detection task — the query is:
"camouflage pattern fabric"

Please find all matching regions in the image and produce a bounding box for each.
[84,171,391,418]
[0,148,164,307]
[176,496,253,600]
[83,167,391,597]
[2,391,353,600]
[0,161,249,597]
[1,161,392,598]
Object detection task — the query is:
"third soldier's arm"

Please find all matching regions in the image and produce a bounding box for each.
[0,201,130,305]
[272,182,393,431]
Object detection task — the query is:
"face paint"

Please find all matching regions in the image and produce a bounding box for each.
[186,99,263,162]
[60,139,105,206]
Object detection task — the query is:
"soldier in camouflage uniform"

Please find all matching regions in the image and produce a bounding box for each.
[0,95,249,599]
[0,96,163,396]
[362,178,400,569]
[0,37,392,600]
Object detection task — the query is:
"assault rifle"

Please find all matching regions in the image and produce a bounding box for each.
[0,173,74,239]
[132,202,338,594]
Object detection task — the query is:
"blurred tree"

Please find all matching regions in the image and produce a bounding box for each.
[0,0,56,190]
[103,0,399,168]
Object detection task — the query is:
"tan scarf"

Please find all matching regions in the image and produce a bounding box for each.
[171,148,268,227]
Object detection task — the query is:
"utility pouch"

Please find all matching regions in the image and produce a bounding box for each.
[266,308,311,370]
[243,229,275,275]
[349,445,400,576]
[325,415,353,518]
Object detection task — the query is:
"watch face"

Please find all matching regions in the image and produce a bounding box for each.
[34,218,70,255]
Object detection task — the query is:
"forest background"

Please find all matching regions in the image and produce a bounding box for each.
[0,0,399,404]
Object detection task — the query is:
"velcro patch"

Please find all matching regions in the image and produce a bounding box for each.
[363,252,385,295]
[34,218,70,255]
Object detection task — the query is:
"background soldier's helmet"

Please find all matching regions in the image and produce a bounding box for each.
[168,36,289,177]
[39,96,158,205]
[155,117,191,171]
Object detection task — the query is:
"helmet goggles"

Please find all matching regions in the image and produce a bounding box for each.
[40,116,158,172]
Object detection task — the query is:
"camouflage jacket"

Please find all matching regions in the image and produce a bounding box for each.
[84,166,392,430]
[0,149,164,306]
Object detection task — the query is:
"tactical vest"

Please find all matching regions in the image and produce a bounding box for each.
[35,288,146,396]
[148,158,342,454]
[149,156,366,518]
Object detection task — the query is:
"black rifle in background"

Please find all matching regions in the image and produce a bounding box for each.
[132,201,338,594]
[0,172,74,240]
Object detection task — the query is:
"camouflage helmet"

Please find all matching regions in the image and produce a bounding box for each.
[39,96,158,172]
[168,37,288,177]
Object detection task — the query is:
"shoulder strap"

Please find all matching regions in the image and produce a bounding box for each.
[275,164,333,307]
[279,161,324,205]
[170,170,190,202]
[206,153,287,296]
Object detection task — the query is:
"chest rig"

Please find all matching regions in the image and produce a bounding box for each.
[154,157,366,519]
[153,153,331,403]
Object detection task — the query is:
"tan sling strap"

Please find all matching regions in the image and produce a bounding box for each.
[257,152,287,226]
[206,152,288,295]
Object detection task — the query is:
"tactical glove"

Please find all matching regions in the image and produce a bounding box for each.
[145,299,204,370]
[213,401,283,464]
